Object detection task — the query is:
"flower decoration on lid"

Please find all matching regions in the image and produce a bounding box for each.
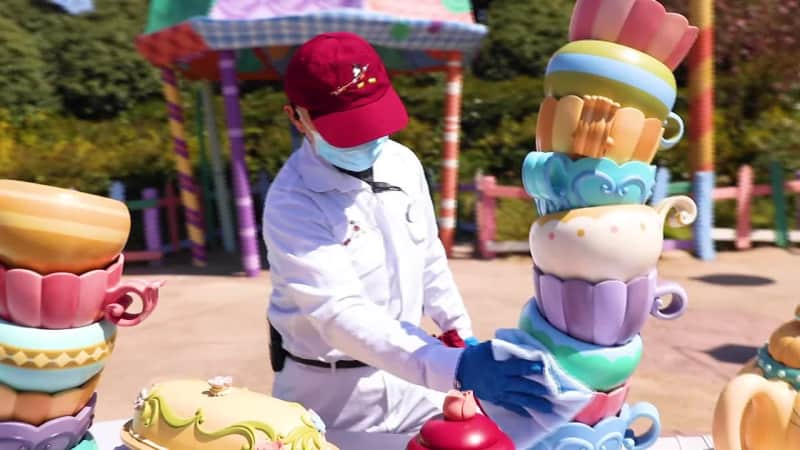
[207,376,234,397]
[568,0,699,69]
[134,387,150,409]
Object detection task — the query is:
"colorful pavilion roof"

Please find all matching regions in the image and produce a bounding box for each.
[136,0,488,81]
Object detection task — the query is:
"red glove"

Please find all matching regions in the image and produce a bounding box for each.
[437,329,466,348]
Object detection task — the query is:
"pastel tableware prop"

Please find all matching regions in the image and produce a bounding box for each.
[519,300,643,391]
[535,97,681,161]
[522,152,656,216]
[536,96,558,152]
[568,0,699,70]
[0,319,116,393]
[0,374,100,424]
[532,403,661,450]
[574,381,631,426]
[606,107,646,163]
[534,268,687,346]
[122,378,340,450]
[659,112,684,149]
[571,95,619,158]
[529,196,697,282]
[631,117,666,163]
[544,40,676,120]
[0,393,95,450]
[0,254,164,329]
[712,305,800,450]
[71,433,99,450]
[552,95,585,152]
[0,180,131,274]
[407,390,515,450]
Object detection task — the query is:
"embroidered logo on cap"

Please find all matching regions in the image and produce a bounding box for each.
[331,64,377,96]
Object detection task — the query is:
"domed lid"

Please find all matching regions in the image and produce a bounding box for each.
[408,391,515,450]
[755,306,800,390]
[767,305,800,368]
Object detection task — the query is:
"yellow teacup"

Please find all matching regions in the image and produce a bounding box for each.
[529,196,696,282]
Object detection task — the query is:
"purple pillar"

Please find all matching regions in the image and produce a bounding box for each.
[142,188,163,267]
[218,50,261,277]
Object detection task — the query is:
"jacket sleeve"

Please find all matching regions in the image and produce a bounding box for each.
[416,165,474,339]
[263,187,463,393]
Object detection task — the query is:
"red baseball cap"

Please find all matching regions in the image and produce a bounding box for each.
[284,32,409,147]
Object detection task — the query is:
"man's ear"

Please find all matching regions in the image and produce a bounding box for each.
[284,105,306,134]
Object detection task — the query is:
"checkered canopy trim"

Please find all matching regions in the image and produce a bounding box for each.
[137,9,486,71]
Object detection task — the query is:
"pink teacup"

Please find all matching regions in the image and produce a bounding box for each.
[573,382,630,426]
[0,254,163,329]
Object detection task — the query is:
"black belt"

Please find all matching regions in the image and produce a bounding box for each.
[285,351,368,369]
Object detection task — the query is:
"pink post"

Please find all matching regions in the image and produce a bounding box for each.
[218,50,261,277]
[476,176,498,260]
[735,165,754,250]
[796,170,800,230]
[142,188,163,267]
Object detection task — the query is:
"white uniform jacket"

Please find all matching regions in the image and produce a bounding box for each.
[263,139,473,394]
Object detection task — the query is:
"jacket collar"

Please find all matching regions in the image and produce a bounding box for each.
[296,139,369,193]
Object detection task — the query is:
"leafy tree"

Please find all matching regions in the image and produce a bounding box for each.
[0,17,54,113]
[49,0,161,118]
[471,0,573,80]
[5,0,160,119]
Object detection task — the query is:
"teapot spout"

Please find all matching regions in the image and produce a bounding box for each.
[654,195,697,228]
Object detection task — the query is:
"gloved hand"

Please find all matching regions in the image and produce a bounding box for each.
[437,329,467,348]
[456,340,553,417]
[464,336,480,346]
[436,330,480,348]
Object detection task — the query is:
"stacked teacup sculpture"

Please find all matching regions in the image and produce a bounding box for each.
[0,180,162,450]
[519,0,699,448]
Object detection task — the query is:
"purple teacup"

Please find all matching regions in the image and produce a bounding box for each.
[534,268,687,346]
[0,393,95,450]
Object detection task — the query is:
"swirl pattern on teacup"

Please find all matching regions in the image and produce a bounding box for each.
[523,152,655,215]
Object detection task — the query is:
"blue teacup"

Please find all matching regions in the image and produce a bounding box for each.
[521,152,656,215]
[530,402,661,450]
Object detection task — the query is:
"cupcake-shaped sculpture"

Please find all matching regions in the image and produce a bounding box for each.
[519,0,698,448]
[0,180,163,450]
[712,305,800,450]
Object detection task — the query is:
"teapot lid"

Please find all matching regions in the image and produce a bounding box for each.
[757,306,800,389]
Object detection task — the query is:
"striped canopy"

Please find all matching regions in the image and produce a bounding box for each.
[136,0,488,80]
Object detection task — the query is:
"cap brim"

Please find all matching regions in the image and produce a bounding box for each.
[311,87,409,148]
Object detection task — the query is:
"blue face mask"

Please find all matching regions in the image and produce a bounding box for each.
[312,131,388,172]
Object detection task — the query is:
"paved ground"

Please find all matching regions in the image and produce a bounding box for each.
[97,246,800,435]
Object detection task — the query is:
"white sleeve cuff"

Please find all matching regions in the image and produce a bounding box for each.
[418,345,465,393]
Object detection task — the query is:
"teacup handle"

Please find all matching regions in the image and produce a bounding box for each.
[625,402,661,450]
[651,281,688,320]
[104,279,165,327]
[660,112,684,150]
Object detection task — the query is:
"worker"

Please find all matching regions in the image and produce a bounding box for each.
[263,32,582,435]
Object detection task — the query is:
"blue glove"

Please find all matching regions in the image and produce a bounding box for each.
[456,340,553,417]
